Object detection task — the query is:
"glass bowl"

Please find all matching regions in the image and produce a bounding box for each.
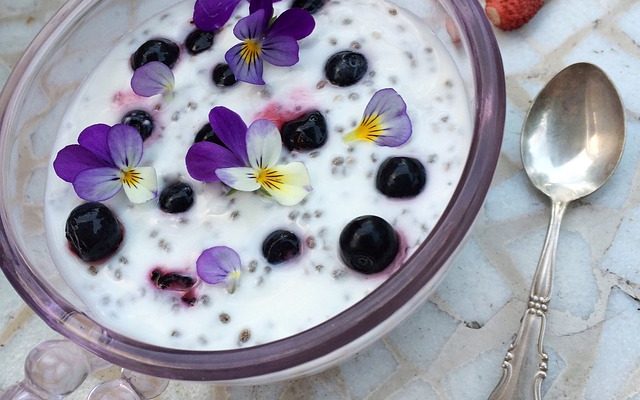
[0,0,504,383]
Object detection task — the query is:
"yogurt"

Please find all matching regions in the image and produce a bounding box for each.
[44,0,472,350]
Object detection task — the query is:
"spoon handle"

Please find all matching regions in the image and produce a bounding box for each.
[489,201,567,400]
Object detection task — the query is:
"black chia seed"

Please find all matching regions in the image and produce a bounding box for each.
[306,236,316,249]
[239,329,251,343]
[248,260,258,273]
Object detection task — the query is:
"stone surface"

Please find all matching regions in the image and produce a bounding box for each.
[2,0,640,399]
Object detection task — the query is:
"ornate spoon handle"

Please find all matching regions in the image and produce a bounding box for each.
[489,201,567,400]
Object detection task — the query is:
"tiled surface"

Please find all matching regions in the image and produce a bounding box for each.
[2,0,640,398]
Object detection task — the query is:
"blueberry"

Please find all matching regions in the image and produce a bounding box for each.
[121,110,154,141]
[324,51,368,87]
[159,182,194,214]
[185,29,215,55]
[376,157,427,198]
[281,111,328,151]
[212,63,237,87]
[194,123,225,147]
[291,0,326,13]
[150,269,196,291]
[130,38,180,70]
[339,215,398,274]
[262,230,301,264]
[65,202,123,262]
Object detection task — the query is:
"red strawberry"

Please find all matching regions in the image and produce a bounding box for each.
[485,0,544,31]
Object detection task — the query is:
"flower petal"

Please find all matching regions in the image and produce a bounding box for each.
[249,0,276,21]
[268,8,315,40]
[261,162,311,206]
[345,88,412,147]
[108,124,143,169]
[131,61,175,97]
[73,167,122,201]
[225,42,265,85]
[77,124,113,164]
[53,144,111,183]
[121,166,158,204]
[233,9,266,40]
[193,0,242,31]
[196,246,242,285]
[245,119,282,169]
[185,141,244,182]
[208,106,249,163]
[261,35,299,67]
[215,167,261,191]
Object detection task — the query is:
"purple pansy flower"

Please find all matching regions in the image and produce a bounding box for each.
[344,88,413,147]
[53,124,158,204]
[225,7,315,84]
[186,106,311,206]
[193,0,282,32]
[130,61,175,98]
[197,246,242,293]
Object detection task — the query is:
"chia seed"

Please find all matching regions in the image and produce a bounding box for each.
[158,239,171,252]
[332,269,346,280]
[219,313,231,324]
[306,236,316,249]
[239,329,251,344]
[248,260,258,273]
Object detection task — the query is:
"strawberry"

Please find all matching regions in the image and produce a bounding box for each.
[485,0,544,31]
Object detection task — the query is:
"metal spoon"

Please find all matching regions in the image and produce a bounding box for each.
[488,63,625,400]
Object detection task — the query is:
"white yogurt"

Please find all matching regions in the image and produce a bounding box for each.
[44,0,471,350]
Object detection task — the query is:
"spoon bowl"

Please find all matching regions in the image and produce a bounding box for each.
[522,63,625,202]
[489,63,624,400]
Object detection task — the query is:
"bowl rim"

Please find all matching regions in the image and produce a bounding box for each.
[0,0,505,381]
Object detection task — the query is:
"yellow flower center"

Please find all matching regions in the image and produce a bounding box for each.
[240,39,262,65]
[345,113,386,142]
[255,168,284,190]
[121,168,142,188]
